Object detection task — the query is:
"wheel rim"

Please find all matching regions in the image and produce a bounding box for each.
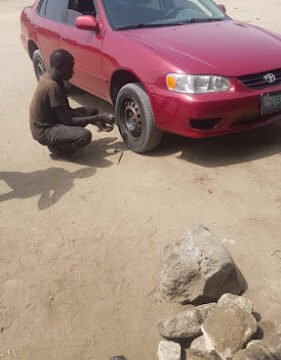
[121,98,142,139]
[37,59,46,79]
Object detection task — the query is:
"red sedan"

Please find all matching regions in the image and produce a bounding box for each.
[21,0,281,153]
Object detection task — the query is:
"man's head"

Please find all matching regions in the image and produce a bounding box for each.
[50,49,74,81]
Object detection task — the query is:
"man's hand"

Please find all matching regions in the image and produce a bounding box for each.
[92,114,115,132]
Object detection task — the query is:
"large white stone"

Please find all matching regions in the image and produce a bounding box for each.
[160,225,244,304]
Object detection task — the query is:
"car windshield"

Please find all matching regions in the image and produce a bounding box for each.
[101,0,226,30]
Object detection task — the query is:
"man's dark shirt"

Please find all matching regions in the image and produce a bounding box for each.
[29,74,69,141]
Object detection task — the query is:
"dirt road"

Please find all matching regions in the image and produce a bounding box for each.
[0,1,280,359]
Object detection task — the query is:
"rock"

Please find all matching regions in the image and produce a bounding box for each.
[185,349,219,360]
[198,303,219,321]
[190,336,207,357]
[185,349,205,359]
[254,337,281,358]
[158,303,218,339]
[233,347,267,360]
[218,294,253,314]
[190,337,223,360]
[233,337,281,360]
[246,340,262,349]
[201,303,258,360]
[160,225,244,304]
[157,340,181,360]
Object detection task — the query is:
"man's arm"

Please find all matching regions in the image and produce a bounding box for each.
[49,82,114,130]
[54,106,95,127]
[71,107,98,118]
[54,106,115,131]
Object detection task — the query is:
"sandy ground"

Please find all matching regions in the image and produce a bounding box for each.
[0,1,281,359]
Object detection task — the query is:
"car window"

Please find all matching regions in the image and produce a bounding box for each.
[171,0,212,17]
[45,0,66,22]
[102,0,166,28]
[37,0,48,16]
[65,0,97,26]
[102,0,224,29]
[138,0,161,10]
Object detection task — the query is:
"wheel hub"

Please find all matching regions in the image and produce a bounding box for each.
[123,100,142,137]
[37,60,45,78]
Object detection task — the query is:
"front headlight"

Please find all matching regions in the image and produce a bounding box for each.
[166,74,231,94]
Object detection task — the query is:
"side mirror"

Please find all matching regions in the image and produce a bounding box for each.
[217,4,226,13]
[75,15,100,32]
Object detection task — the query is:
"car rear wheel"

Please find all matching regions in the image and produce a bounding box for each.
[116,83,163,153]
[32,49,47,81]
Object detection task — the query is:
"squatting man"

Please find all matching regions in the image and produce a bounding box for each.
[30,49,115,158]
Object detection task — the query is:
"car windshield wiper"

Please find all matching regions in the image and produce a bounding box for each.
[116,22,169,30]
[115,18,224,30]
[175,18,224,24]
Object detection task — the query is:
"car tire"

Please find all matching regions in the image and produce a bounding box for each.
[116,83,163,153]
[32,49,47,81]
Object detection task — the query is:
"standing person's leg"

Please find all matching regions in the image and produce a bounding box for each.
[41,124,92,155]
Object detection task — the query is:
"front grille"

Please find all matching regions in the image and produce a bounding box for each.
[231,115,268,128]
[230,112,281,128]
[238,68,281,89]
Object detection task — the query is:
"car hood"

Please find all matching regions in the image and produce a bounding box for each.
[123,20,281,76]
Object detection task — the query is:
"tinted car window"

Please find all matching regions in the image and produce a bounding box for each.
[102,0,164,28]
[142,0,161,10]
[78,0,97,15]
[102,0,224,29]
[170,0,222,17]
[38,0,48,16]
[65,0,97,25]
[45,0,66,21]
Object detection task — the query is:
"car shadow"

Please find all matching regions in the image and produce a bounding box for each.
[69,87,115,115]
[68,85,281,167]
[0,167,95,210]
[152,122,281,167]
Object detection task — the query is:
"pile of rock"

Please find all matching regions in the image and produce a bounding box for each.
[157,226,281,360]
[158,293,269,360]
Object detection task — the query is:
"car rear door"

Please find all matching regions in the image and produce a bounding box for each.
[33,0,67,65]
[59,0,106,98]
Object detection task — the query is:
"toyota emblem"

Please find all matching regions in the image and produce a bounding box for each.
[264,73,276,84]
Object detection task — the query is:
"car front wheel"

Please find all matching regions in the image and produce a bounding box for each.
[32,49,47,81]
[116,83,163,153]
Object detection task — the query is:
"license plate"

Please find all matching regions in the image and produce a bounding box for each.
[261,91,281,115]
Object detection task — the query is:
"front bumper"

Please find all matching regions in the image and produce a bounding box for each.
[150,79,281,138]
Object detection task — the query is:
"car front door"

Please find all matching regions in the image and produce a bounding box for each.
[33,0,67,66]
[59,0,106,98]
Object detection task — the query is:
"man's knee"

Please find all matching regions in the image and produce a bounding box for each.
[40,125,92,150]
[78,129,92,147]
